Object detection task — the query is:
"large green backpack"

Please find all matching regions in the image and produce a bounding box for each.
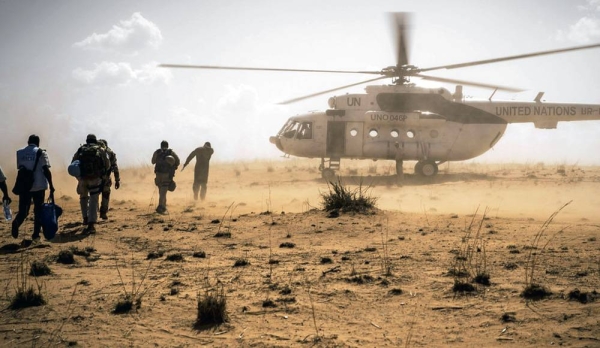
[79,144,105,178]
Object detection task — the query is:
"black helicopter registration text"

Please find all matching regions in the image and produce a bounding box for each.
[495,106,600,116]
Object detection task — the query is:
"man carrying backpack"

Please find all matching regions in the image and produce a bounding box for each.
[151,140,180,214]
[12,134,55,242]
[98,139,120,220]
[72,134,110,233]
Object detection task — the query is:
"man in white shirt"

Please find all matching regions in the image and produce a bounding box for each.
[12,134,55,241]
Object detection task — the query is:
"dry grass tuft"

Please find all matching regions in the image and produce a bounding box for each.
[195,282,228,328]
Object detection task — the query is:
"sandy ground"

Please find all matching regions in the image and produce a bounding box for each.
[0,159,599,347]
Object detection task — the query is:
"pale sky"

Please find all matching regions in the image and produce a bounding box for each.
[1,0,599,168]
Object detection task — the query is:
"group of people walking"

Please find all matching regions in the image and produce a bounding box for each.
[1,134,213,242]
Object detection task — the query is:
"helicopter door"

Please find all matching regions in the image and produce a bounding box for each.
[326,122,346,157]
[344,121,363,157]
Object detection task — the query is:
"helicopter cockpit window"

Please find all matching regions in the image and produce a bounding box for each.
[296,122,313,139]
[369,129,379,138]
[390,130,399,138]
[281,120,300,139]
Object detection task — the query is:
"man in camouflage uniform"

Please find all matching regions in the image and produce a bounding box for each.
[98,139,120,220]
[151,140,180,214]
[182,142,214,201]
[72,134,110,233]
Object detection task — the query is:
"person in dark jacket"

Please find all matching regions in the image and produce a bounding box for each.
[182,142,214,201]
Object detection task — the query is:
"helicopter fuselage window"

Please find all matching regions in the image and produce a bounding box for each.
[296,122,313,139]
[430,129,439,138]
[391,130,399,138]
[406,130,415,138]
[369,129,379,138]
[350,129,358,137]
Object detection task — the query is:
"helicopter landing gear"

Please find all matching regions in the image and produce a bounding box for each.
[414,160,438,177]
[319,158,340,182]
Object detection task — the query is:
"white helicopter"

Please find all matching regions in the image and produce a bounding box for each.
[161,13,600,180]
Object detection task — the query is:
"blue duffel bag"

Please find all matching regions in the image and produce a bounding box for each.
[40,197,63,240]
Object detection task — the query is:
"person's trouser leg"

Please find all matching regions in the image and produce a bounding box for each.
[79,196,89,222]
[200,183,207,201]
[31,190,45,239]
[100,185,110,215]
[156,173,169,211]
[88,192,100,223]
[192,181,200,201]
[12,192,32,237]
[86,178,103,223]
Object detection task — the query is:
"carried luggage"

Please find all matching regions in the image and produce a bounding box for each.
[40,196,63,240]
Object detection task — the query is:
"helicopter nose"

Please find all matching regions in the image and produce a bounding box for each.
[269,136,284,151]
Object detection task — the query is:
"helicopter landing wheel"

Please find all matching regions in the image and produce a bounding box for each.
[415,160,438,177]
[321,168,336,182]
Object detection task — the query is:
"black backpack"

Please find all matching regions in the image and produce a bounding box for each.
[79,144,105,178]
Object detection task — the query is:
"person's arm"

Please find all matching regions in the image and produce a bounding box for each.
[43,166,55,196]
[151,150,159,164]
[0,180,10,204]
[182,150,195,170]
[112,152,121,189]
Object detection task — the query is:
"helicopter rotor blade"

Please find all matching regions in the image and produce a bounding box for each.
[391,12,411,68]
[278,76,389,104]
[414,73,525,92]
[417,43,600,73]
[159,64,382,75]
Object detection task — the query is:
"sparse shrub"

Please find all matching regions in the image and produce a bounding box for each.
[195,283,228,327]
[262,299,277,308]
[567,289,598,304]
[30,260,52,277]
[279,242,296,248]
[166,253,184,262]
[504,262,518,270]
[320,257,333,264]
[452,281,475,293]
[113,295,141,314]
[521,283,552,300]
[388,288,403,296]
[10,287,46,309]
[147,250,164,259]
[364,247,377,252]
[279,285,292,295]
[214,231,231,238]
[321,178,377,214]
[523,202,571,300]
[473,273,491,286]
[193,251,206,258]
[113,257,154,314]
[233,258,249,267]
[347,275,374,284]
[57,249,75,264]
[10,257,46,309]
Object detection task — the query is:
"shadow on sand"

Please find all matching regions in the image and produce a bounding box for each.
[314,172,494,187]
